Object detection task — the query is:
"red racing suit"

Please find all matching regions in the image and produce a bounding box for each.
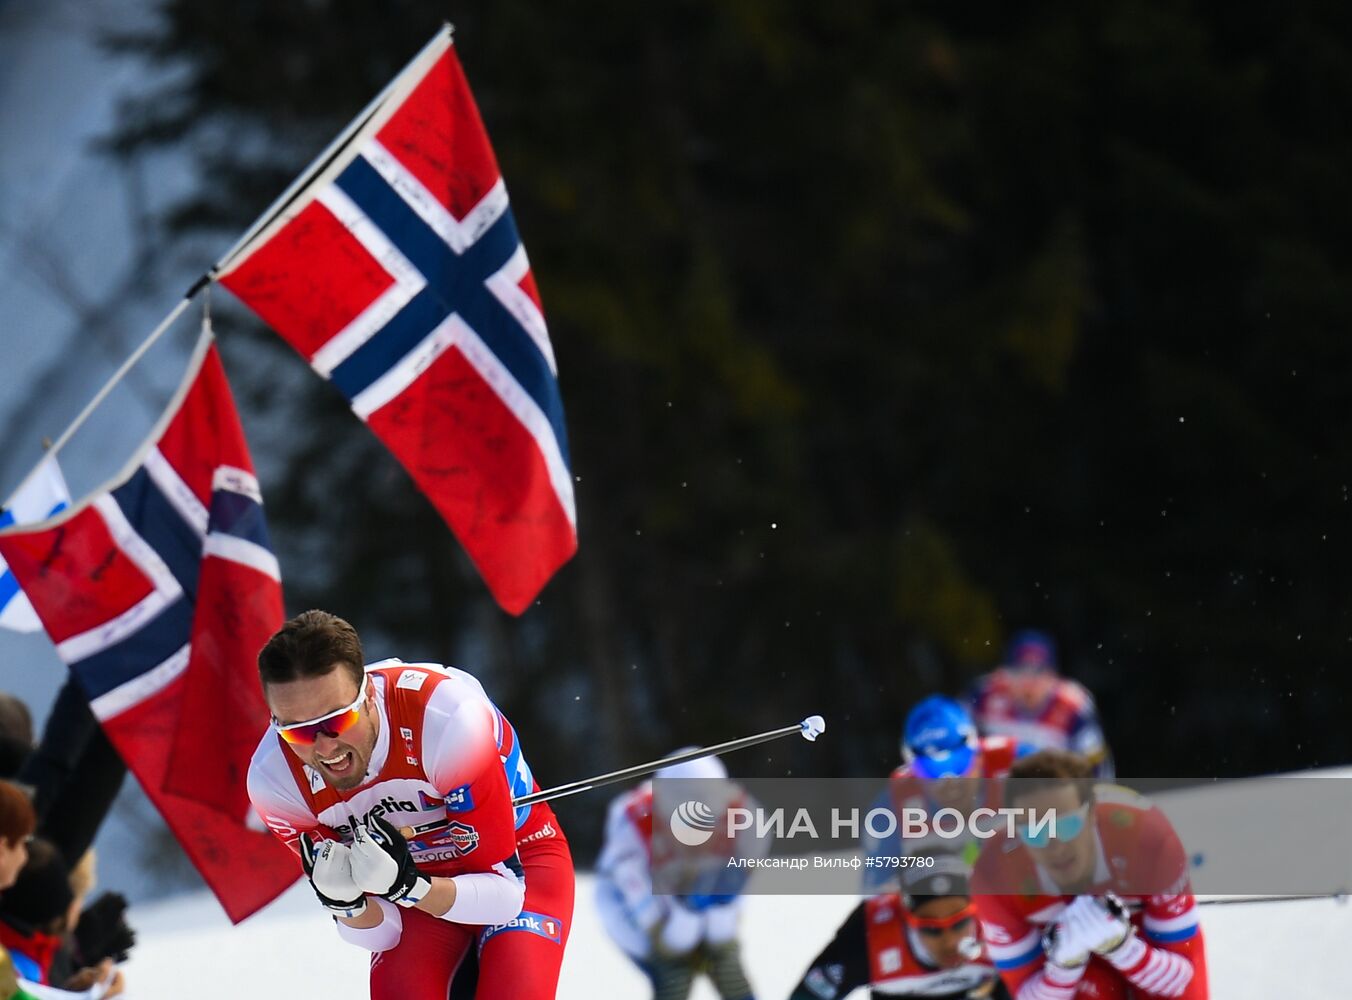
[248,659,573,1000]
[972,786,1207,1000]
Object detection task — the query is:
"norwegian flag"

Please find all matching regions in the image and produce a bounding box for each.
[217,30,576,615]
[0,332,298,923]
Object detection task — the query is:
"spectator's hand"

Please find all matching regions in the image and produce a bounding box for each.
[73,892,136,964]
[300,833,368,918]
[63,958,124,998]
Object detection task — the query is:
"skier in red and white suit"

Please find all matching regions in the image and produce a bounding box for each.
[971,750,1207,1000]
[247,610,572,1000]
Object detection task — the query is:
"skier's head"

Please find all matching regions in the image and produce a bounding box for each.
[0,779,34,891]
[1005,748,1097,891]
[901,853,979,969]
[902,696,981,809]
[1003,629,1058,672]
[1000,629,1060,711]
[656,750,729,782]
[259,610,378,791]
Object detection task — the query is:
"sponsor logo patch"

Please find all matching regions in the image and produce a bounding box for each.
[329,796,421,837]
[479,910,564,949]
[397,669,428,691]
[519,821,556,845]
[445,821,480,855]
[444,784,475,812]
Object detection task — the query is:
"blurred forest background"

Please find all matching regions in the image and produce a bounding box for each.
[79,0,1352,855]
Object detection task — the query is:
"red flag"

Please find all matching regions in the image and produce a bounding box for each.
[218,31,576,615]
[0,331,297,923]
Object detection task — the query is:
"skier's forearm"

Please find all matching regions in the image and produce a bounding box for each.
[413,875,459,917]
[336,900,385,929]
[334,898,403,952]
[419,868,527,925]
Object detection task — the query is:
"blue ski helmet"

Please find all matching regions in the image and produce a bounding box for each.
[902,696,979,780]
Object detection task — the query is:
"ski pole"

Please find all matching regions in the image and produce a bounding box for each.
[1197,893,1347,907]
[511,715,826,809]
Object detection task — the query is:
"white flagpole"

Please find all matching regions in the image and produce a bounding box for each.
[206,22,453,280]
[4,23,455,509]
[2,295,195,509]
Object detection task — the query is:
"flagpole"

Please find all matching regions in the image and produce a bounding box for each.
[4,24,455,510]
[206,22,454,280]
[2,295,196,509]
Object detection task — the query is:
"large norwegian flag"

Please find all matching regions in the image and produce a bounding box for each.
[217,29,576,615]
[0,331,298,923]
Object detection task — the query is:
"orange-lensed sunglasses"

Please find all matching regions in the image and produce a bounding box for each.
[272,690,365,747]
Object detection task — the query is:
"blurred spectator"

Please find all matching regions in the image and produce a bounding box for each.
[0,696,33,782]
[0,838,73,983]
[60,851,133,972]
[0,782,35,892]
[966,630,1115,778]
[17,681,125,867]
[0,838,124,996]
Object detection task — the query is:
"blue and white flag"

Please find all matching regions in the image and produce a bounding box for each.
[0,455,70,632]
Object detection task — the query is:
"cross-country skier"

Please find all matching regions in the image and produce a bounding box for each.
[247,610,573,1000]
[972,750,1207,999]
[789,853,1008,999]
[864,696,1019,889]
[595,752,757,1000]
[966,631,1113,778]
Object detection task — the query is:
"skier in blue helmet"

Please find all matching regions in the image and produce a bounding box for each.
[901,696,982,782]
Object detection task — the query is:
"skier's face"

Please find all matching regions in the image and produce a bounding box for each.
[908,896,978,968]
[1012,784,1096,890]
[267,666,378,791]
[922,774,979,812]
[1007,667,1056,712]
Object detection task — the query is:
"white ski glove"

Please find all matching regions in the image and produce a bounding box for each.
[1042,917,1091,972]
[1061,894,1132,956]
[656,902,704,956]
[300,832,368,918]
[350,814,432,906]
[704,901,740,945]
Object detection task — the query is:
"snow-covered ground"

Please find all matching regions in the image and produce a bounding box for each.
[118,875,1352,999]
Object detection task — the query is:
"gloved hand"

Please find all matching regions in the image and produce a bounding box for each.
[654,900,703,956]
[1060,894,1132,956]
[300,832,368,918]
[350,813,432,906]
[1041,918,1091,972]
[72,892,136,964]
[703,900,740,945]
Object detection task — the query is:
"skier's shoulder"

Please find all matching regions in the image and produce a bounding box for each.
[246,734,316,825]
[1052,677,1097,713]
